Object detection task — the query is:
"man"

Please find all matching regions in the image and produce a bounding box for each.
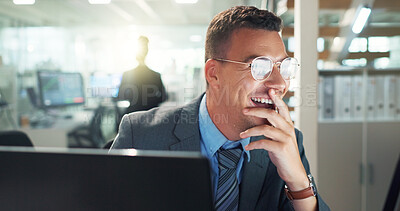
[117,36,167,115]
[111,6,330,211]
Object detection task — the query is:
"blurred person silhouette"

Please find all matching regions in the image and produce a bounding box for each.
[117,36,167,115]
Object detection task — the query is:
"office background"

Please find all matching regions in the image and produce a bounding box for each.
[0,0,399,210]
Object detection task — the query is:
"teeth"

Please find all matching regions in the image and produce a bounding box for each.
[251,97,274,104]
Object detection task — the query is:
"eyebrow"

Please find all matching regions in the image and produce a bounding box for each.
[243,55,259,63]
[243,55,289,63]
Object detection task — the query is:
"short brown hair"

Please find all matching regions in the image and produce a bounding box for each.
[205,6,283,62]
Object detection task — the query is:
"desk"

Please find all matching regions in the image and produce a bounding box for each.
[20,111,93,148]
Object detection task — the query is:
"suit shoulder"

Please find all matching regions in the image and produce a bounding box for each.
[123,105,182,128]
[148,69,161,78]
[120,105,188,149]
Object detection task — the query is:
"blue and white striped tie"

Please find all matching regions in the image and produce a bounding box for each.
[215,147,243,211]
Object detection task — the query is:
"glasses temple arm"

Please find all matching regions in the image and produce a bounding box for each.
[214,58,251,67]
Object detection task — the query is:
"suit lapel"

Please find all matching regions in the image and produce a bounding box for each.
[239,136,270,211]
[169,95,204,152]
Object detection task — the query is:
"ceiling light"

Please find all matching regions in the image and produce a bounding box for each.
[175,0,198,4]
[13,0,35,5]
[88,0,111,4]
[352,6,371,34]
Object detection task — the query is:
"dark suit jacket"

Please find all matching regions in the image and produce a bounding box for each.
[117,65,167,114]
[111,94,330,211]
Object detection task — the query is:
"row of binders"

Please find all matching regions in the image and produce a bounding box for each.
[318,74,400,121]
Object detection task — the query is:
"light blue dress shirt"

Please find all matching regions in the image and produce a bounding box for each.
[198,94,251,201]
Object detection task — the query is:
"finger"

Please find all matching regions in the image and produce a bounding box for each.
[240,125,291,142]
[269,89,292,124]
[243,107,290,130]
[245,139,280,151]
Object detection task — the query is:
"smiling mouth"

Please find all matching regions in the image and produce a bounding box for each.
[250,97,276,110]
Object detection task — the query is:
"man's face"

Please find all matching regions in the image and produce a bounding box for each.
[210,28,290,136]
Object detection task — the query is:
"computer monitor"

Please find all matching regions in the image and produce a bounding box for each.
[0,147,213,211]
[37,71,85,107]
[89,73,122,98]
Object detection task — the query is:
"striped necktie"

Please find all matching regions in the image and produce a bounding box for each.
[215,146,243,211]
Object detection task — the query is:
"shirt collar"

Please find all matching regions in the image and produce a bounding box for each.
[198,94,251,162]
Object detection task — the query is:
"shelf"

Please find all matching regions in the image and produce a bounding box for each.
[319,68,400,76]
[367,69,400,75]
[319,120,400,123]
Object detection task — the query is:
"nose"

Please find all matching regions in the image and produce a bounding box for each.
[262,64,286,94]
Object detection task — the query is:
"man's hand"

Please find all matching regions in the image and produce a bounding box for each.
[240,89,308,190]
[240,89,317,211]
[240,89,317,210]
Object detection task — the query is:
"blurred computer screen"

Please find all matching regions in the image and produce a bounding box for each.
[89,73,122,98]
[37,71,85,107]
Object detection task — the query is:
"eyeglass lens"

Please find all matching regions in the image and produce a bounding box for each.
[251,57,299,80]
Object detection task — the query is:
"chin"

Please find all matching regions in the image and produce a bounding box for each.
[252,116,270,126]
[241,115,269,132]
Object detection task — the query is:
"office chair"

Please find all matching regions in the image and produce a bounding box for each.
[68,106,106,148]
[0,130,34,147]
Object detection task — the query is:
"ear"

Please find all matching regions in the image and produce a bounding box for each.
[205,59,219,88]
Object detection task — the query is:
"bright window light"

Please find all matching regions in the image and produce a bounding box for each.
[342,58,367,67]
[288,37,295,52]
[331,37,345,52]
[175,0,198,4]
[374,57,390,69]
[368,37,390,52]
[317,38,325,52]
[27,44,35,52]
[189,35,202,42]
[317,60,325,70]
[348,37,367,52]
[352,7,371,34]
[88,0,111,4]
[13,0,35,5]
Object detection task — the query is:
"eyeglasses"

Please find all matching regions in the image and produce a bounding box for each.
[213,56,300,80]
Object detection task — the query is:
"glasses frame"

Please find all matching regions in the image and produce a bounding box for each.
[213,56,300,80]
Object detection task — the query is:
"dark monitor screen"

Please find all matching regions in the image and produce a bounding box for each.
[37,71,85,107]
[0,147,213,211]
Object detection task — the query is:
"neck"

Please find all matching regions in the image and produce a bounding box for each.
[206,91,241,141]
